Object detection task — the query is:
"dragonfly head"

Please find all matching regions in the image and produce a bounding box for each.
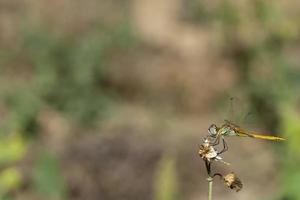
[208,124,218,137]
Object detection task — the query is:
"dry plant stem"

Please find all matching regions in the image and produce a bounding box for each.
[205,160,213,200]
[207,176,213,200]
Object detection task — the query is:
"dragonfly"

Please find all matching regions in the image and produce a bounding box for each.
[207,120,285,154]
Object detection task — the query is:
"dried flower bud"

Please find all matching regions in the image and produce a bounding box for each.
[223,173,243,192]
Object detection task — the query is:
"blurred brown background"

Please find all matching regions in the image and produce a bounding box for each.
[0,0,299,200]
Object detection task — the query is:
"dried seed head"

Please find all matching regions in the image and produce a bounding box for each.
[223,173,243,192]
[198,139,230,165]
[198,139,217,161]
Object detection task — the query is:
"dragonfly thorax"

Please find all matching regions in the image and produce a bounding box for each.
[219,124,237,136]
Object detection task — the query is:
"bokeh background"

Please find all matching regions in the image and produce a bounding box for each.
[0,0,300,199]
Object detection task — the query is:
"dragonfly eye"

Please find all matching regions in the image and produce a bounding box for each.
[208,124,218,136]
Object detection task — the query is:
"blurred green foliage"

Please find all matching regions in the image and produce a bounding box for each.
[280,107,300,199]
[0,168,22,196]
[154,155,180,200]
[0,21,137,135]
[0,86,41,136]
[0,134,27,165]
[0,18,138,199]
[0,134,27,199]
[33,151,67,200]
[182,0,211,23]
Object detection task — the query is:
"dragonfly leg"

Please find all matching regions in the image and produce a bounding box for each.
[218,138,228,154]
[211,137,220,146]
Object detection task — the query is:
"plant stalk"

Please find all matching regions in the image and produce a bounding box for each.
[207,177,213,200]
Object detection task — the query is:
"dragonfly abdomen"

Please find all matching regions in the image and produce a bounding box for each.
[237,130,285,141]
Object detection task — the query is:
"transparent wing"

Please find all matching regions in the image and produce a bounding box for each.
[223,96,254,127]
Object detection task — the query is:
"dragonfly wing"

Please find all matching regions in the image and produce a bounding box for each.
[224,120,240,128]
